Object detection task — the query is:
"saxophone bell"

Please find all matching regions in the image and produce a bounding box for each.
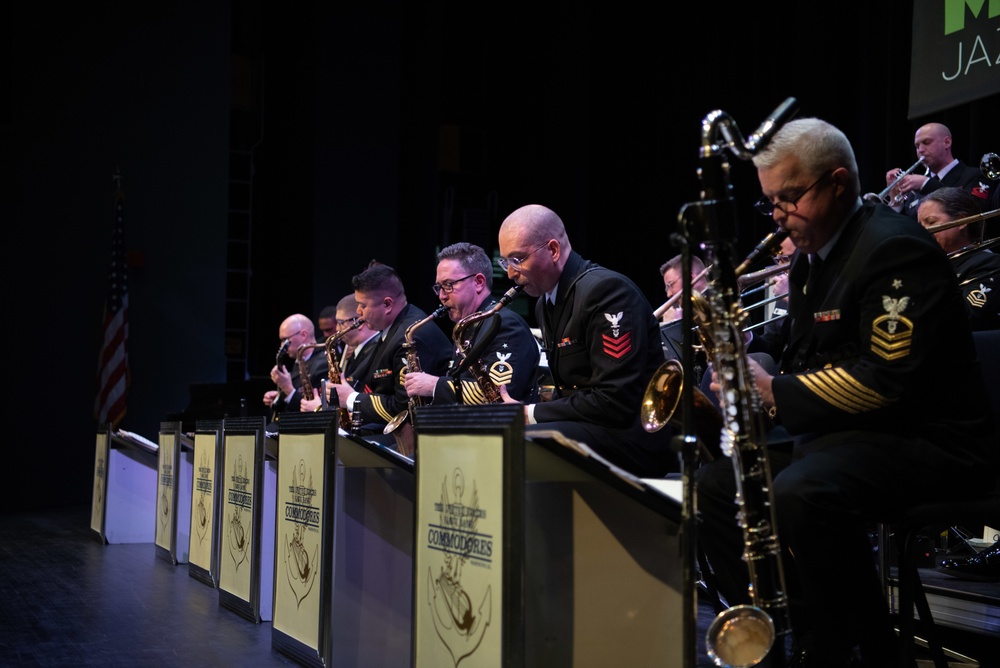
[384,306,449,455]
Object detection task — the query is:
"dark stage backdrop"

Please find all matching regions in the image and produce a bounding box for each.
[4,0,997,510]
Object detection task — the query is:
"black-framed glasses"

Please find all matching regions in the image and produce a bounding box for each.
[335,317,359,327]
[497,241,550,271]
[431,273,476,295]
[754,171,831,217]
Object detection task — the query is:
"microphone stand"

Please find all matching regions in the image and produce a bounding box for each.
[671,216,701,668]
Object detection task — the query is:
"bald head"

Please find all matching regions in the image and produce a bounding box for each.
[498,204,572,297]
[278,313,316,355]
[501,204,570,250]
[914,122,954,173]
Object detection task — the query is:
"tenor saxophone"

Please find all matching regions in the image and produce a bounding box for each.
[325,319,365,430]
[450,285,523,403]
[383,306,448,455]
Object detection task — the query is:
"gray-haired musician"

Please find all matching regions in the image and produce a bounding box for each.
[698,118,994,667]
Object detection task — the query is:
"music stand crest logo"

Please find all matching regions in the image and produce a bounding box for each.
[284,459,319,608]
[227,454,251,569]
[426,468,493,666]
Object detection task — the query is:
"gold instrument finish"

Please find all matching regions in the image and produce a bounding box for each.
[451,285,523,404]
[326,319,365,430]
[296,342,326,402]
[665,99,797,667]
[384,305,449,455]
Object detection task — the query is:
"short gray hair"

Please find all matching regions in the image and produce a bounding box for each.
[752,118,860,199]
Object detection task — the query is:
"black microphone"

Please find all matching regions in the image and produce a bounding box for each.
[746,97,799,154]
[736,228,790,277]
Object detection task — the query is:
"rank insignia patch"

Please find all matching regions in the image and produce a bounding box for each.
[968,283,991,309]
[489,352,514,386]
[602,333,632,359]
[871,295,913,360]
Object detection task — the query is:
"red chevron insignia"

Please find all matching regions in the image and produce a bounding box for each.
[602,332,632,359]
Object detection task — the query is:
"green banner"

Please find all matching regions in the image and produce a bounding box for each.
[909,0,1000,119]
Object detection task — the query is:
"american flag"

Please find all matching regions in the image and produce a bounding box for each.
[94,180,130,429]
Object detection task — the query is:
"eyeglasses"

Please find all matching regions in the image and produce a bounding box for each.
[754,171,831,217]
[664,279,678,293]
[335,317,359,327]
[431,273,476,295]
[280,329,304,342]
[497,241,550,272]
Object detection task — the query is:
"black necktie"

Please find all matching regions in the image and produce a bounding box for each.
[805,255,823,296]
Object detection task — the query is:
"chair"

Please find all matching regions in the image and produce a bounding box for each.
[884,329,1000,668]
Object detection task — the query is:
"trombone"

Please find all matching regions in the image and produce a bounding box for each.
[923,207,1000,235]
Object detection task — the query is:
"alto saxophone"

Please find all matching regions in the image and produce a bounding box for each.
[450,285,523,403]
[296,342,325,402]
[325,319,365,430]
[383,305,448,455]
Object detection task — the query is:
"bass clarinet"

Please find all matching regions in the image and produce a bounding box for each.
[692,99,798,668]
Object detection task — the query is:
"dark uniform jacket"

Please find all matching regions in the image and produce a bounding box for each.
[342,334,379,390]
[434,294,540,404]
[353,302,452,427]
[534,250,663,429]
[903,160,996,219]
[953,248,1000,331]
[272,348,329,415]
[773,201,994,470]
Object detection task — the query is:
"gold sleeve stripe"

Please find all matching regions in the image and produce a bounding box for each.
[370,395,395,422]
[798,368,892,413]
[461,380,487,405]
[829,368,891,406]
[799,374,871,413]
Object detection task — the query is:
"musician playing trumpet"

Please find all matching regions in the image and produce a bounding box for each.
[917,187,1000,330]
[886,122,994,220]
[403,242,540,405]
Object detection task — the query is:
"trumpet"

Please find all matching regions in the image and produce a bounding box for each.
[982,152,1000,180]
[864,157,926,205]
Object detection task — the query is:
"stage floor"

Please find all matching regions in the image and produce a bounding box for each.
[1,505,996,667]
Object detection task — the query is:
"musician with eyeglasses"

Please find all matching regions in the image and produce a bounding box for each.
[494,204,678,478]
[263,313,329,418]
[301,294,380,413]
[402,242,540,406]
[916,187,1000,331]
[696,118,994,667]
